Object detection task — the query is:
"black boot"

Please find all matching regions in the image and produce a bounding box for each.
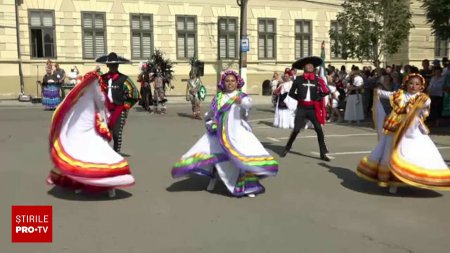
[319,142,331,161]
[320,153,331,161]
[281,130,299,158]
[320,147,333,161]
[280,148,290,158]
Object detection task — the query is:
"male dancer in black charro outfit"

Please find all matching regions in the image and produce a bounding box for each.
[280,56,332,161]
[96,52,139,153]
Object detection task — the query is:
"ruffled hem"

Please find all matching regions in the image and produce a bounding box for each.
[356,156,405,187]
[47,169,134,192]
[232,173,265,196]
[172,153,228,178]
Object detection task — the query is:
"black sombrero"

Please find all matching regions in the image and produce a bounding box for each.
[292,56,323,69]
[95,52,130,64]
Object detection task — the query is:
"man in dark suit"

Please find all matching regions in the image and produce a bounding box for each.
[280,56,332,161]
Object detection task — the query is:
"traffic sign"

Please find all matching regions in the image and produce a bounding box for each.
[241,38,250,52]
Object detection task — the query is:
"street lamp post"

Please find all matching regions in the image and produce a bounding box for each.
[237,0,248,92]
[15,0,29,101]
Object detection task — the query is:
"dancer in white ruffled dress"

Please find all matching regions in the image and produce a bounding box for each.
[172,70,279,197]
[357,73,450,193]
[273,69,295,128]
[47,71,135,197]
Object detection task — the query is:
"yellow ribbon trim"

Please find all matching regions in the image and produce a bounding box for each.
[53,139,128,169]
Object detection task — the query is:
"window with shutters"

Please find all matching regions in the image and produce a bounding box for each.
[435,36,449,58]
[130,14,153,60]
[28,10,56,58]
[218,17,238,59]
[295,20,312,59]
[176,16,197,59]
[82,12,106,59]
[258,19,276,59]
[330,21,344,59]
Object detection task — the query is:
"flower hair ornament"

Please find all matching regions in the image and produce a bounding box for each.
[284,67,294,77]
[217,70,245,91]
[402,73,426,90]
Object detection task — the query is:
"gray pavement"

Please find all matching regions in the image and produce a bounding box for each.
[0,94,272,107]
[1,103,450,253]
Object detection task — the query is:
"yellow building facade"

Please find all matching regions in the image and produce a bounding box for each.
[0,0,448,99]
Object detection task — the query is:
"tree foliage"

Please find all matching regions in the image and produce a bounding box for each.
[329,0,414,67]
[422,0,450,40]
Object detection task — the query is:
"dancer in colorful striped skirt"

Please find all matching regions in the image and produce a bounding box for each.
[172,70,279,198]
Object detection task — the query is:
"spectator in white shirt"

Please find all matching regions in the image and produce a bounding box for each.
[67,66,80,85]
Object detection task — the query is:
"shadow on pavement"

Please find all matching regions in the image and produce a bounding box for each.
[134,107,149,113]
[262,142,322,160]
[289,151,322,160]
[166,174,231,197]
[317,162,443,198]
[332,121,375,131]
[177,112,194,119]
[256,121,274,127]
[47,187,133,201]
[261,142,285,156]
[255,107,275,113]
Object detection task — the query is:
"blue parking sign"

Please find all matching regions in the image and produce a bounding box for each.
[241,38,250,52]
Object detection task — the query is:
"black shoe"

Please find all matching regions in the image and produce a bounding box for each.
[320,153,332,162]
[280,149,289,158]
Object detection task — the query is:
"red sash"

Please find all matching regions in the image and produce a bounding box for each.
[298,100,326,125]
[106,103,124,128]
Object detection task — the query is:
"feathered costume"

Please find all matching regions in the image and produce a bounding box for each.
[187,57,205,119]
[144,50,174,113]
[138,62,153,111]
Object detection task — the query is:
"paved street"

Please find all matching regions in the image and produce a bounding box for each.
[1,101,450,253]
